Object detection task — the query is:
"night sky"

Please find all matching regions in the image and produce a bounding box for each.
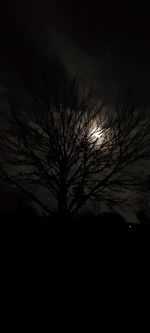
[0,0,150,223]
[1,0,150,104]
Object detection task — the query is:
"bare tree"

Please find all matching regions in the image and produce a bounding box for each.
[0,82,150,219]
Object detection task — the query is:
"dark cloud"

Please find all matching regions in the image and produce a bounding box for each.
[1,0,150,104]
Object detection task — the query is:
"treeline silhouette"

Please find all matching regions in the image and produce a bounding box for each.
[0,206,149,235]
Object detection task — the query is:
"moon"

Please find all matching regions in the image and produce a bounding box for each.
[89,123,103,143]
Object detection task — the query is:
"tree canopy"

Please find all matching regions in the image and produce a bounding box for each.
[0,81,150,218]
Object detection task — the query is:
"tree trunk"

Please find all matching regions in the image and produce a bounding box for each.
[57,166,68,220]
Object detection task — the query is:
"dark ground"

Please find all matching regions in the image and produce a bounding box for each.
[0,210,149,235]
[1,210,149,272]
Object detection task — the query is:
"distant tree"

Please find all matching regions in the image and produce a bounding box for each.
[0,81,150,219]
[136,210,150,225]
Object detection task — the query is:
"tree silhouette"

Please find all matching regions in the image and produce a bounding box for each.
[0,81,150,219]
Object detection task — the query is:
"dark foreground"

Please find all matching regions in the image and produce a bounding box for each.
[0,210,149,236]
[1,211,150,266]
